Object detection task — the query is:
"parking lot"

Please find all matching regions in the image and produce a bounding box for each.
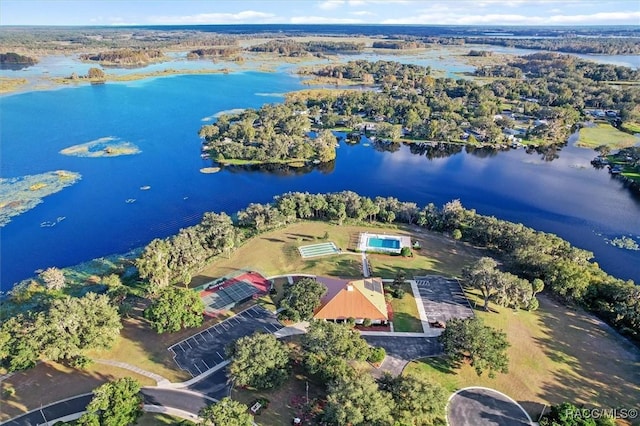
[168,305,283,377]
[414,276,474,324]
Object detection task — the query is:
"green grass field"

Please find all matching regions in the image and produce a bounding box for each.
[576,122,639,149]
[621,121,640,134]
[403,293,640,420]
[193,222,482,286]
[389,282,423,333]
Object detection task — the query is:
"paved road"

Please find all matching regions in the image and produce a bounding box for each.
[447,387,532,426]
[0,382,229,426]
[364,335,442,376]
[0,394,93,426]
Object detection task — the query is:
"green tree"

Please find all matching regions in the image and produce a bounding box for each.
[87,67,105,80]
[0,314,45,372]
[439,317,510,378]
[302,321,370,381]
[42,293,122,361]
[39,267,66,291]
[378,374,447,425]
[227,332,290,389]
[199,397,253,426]
[462,257,500,310]
[452,228,462,240]
[144,287,204,333]
[77,377,142,426]
[136,238,172,295]
[539,402,615,426]
[323,373,394,426]
[279,278,327,321]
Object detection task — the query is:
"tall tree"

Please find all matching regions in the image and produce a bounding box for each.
[144,287,204,333]
[323,373,394,426]
[77,377,142,426]
[302,321,370,381]
[39,267,66,291]
[199,397,253,426]
[378,374,447,425]
[136,238,172,295]
[463,257,500,310]
[439,317,510,378]
[279,278,327,321]
[227,332,290,389]
[42,293,121,361]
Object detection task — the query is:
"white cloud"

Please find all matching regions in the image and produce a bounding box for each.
[383,10,640,25]
[149,10,276,24]
[318,0,345,10]
[290,15,365,24]
[351,10,375,16]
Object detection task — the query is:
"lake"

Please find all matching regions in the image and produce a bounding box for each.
[1,71,639,290]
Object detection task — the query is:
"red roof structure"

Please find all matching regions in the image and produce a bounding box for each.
[314,276,388,322]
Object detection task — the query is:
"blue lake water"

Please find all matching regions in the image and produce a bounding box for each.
[1,71,640,290]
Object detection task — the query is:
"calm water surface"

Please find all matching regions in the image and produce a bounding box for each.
[1,72,639,290]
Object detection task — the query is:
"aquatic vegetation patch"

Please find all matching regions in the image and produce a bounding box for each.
[60,136,141,157]
[607,235,640,251]
[0,170,81,227]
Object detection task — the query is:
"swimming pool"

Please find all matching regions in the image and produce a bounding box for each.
[357,232,410,254]
[367,237,401,250]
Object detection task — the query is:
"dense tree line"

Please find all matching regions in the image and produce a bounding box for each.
[136,212,237,294]
[372,40,425,49]
[0,52,37,64]
[199,103,337,164]
[448,36,640,55]
[0,293,121,372]
[186,46,241,59]
[80,48,164,66]
[137,190,638,343]
[249,39,364,56]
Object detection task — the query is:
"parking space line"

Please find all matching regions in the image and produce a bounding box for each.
[206,329,214,337]
[222,323,230,330]
[178,343,187,352]
[185,340,193,349]
[193,364,202,375]
[217,351,224,360]
[245,310,254,318]
[215,326,223,334]
[201,360,210,370]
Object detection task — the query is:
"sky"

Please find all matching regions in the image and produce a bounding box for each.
[0,0,639,26]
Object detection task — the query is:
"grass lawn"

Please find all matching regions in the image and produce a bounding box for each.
[136,412,195,425]
[621,121,640,134]
[389,282,423,333]
[576,122,639,149]
[403,293,640,420]
[193,221,482,287]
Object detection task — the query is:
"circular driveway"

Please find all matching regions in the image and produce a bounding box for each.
[447,387,533,426]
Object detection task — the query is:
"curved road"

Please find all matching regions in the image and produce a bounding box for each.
[0,369,231,426]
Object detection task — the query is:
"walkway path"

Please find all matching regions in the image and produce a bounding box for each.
[95,359,171,386]
[361,252,370,277]
[410,280,431,334]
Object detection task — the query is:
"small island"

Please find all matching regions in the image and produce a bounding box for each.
[60,137,141,158]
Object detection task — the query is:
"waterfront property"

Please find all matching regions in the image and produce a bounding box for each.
[357,232,411,255]
[314,276,389,324]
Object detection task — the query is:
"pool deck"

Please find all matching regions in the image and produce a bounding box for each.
[357,232,411,253]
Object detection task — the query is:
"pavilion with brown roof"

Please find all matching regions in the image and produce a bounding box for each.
[314,276,388,324]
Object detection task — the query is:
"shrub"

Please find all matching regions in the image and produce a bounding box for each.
[367,347,386,363]
[70,355,94,369]
[400,247,412,257]
[393,287,406,299]
[362,318,372,327]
